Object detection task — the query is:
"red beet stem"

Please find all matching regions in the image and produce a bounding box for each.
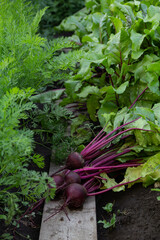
[82,127,151,159]
[81,117,141,157]
[129,87,148,109]
[89,149,120,165]
[93,148,132,167]
[87,177,141,196]
[80,163,140,179]
[74,163,141,173]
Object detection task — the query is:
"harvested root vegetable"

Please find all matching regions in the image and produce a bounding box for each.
[64,183,87,209]
[21,118,151,223]
[66,152,84,170]
[52,174,65,189]
[65,171,81,185]
[51,117,151,177]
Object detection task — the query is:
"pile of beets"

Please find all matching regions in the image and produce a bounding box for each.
[46,118,146,221]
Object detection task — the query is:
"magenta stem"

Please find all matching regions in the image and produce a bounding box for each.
[83,178,95,188]
[81,118,141,157]
[80,163,140,179]
[129,87,148,109]
[81,129,106,156]
[87,177,141,196]
[74,163,140,173]
[94,148,132,167]
[89,149,119,165]
[83,127,151,158]
[87,184,101,193]
[28,198,45,214]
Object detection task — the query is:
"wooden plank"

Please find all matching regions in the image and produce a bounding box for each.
[39,163,97,240]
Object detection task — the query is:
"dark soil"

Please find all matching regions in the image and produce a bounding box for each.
[96,184,160,240]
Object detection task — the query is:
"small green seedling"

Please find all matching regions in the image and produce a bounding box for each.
[98,203,116,229]
[102,202,113,213]
[98,213,116,229]
[151,188,160,201]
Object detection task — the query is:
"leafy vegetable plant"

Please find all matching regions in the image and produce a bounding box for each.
[98,213,116,229]
[0,1,86,237]
[1,0,160,237]
[0,0,78,237]
[29,101,76,164]
[53,0,160,187]
[0,88,55,228]
[102,203,114,213]
[0,0,82,93]
[31,0,160,225]
[57,0,160,126]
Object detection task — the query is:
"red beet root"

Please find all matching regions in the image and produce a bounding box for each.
[65,171,81,185]
[64,183,87,209]
[52,174,65,189]
[66,152,84,170]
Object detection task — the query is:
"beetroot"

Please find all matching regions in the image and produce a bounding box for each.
[66,152,84,170]
[44,183,87,222]
[50,152,84,176]
[65,171,81,185]
[50,174,65,191]
[64,183,87,209]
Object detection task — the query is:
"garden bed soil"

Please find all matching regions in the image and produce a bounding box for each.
[96,183,160,240]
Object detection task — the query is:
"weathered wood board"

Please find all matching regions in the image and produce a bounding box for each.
[39,163,97,240]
